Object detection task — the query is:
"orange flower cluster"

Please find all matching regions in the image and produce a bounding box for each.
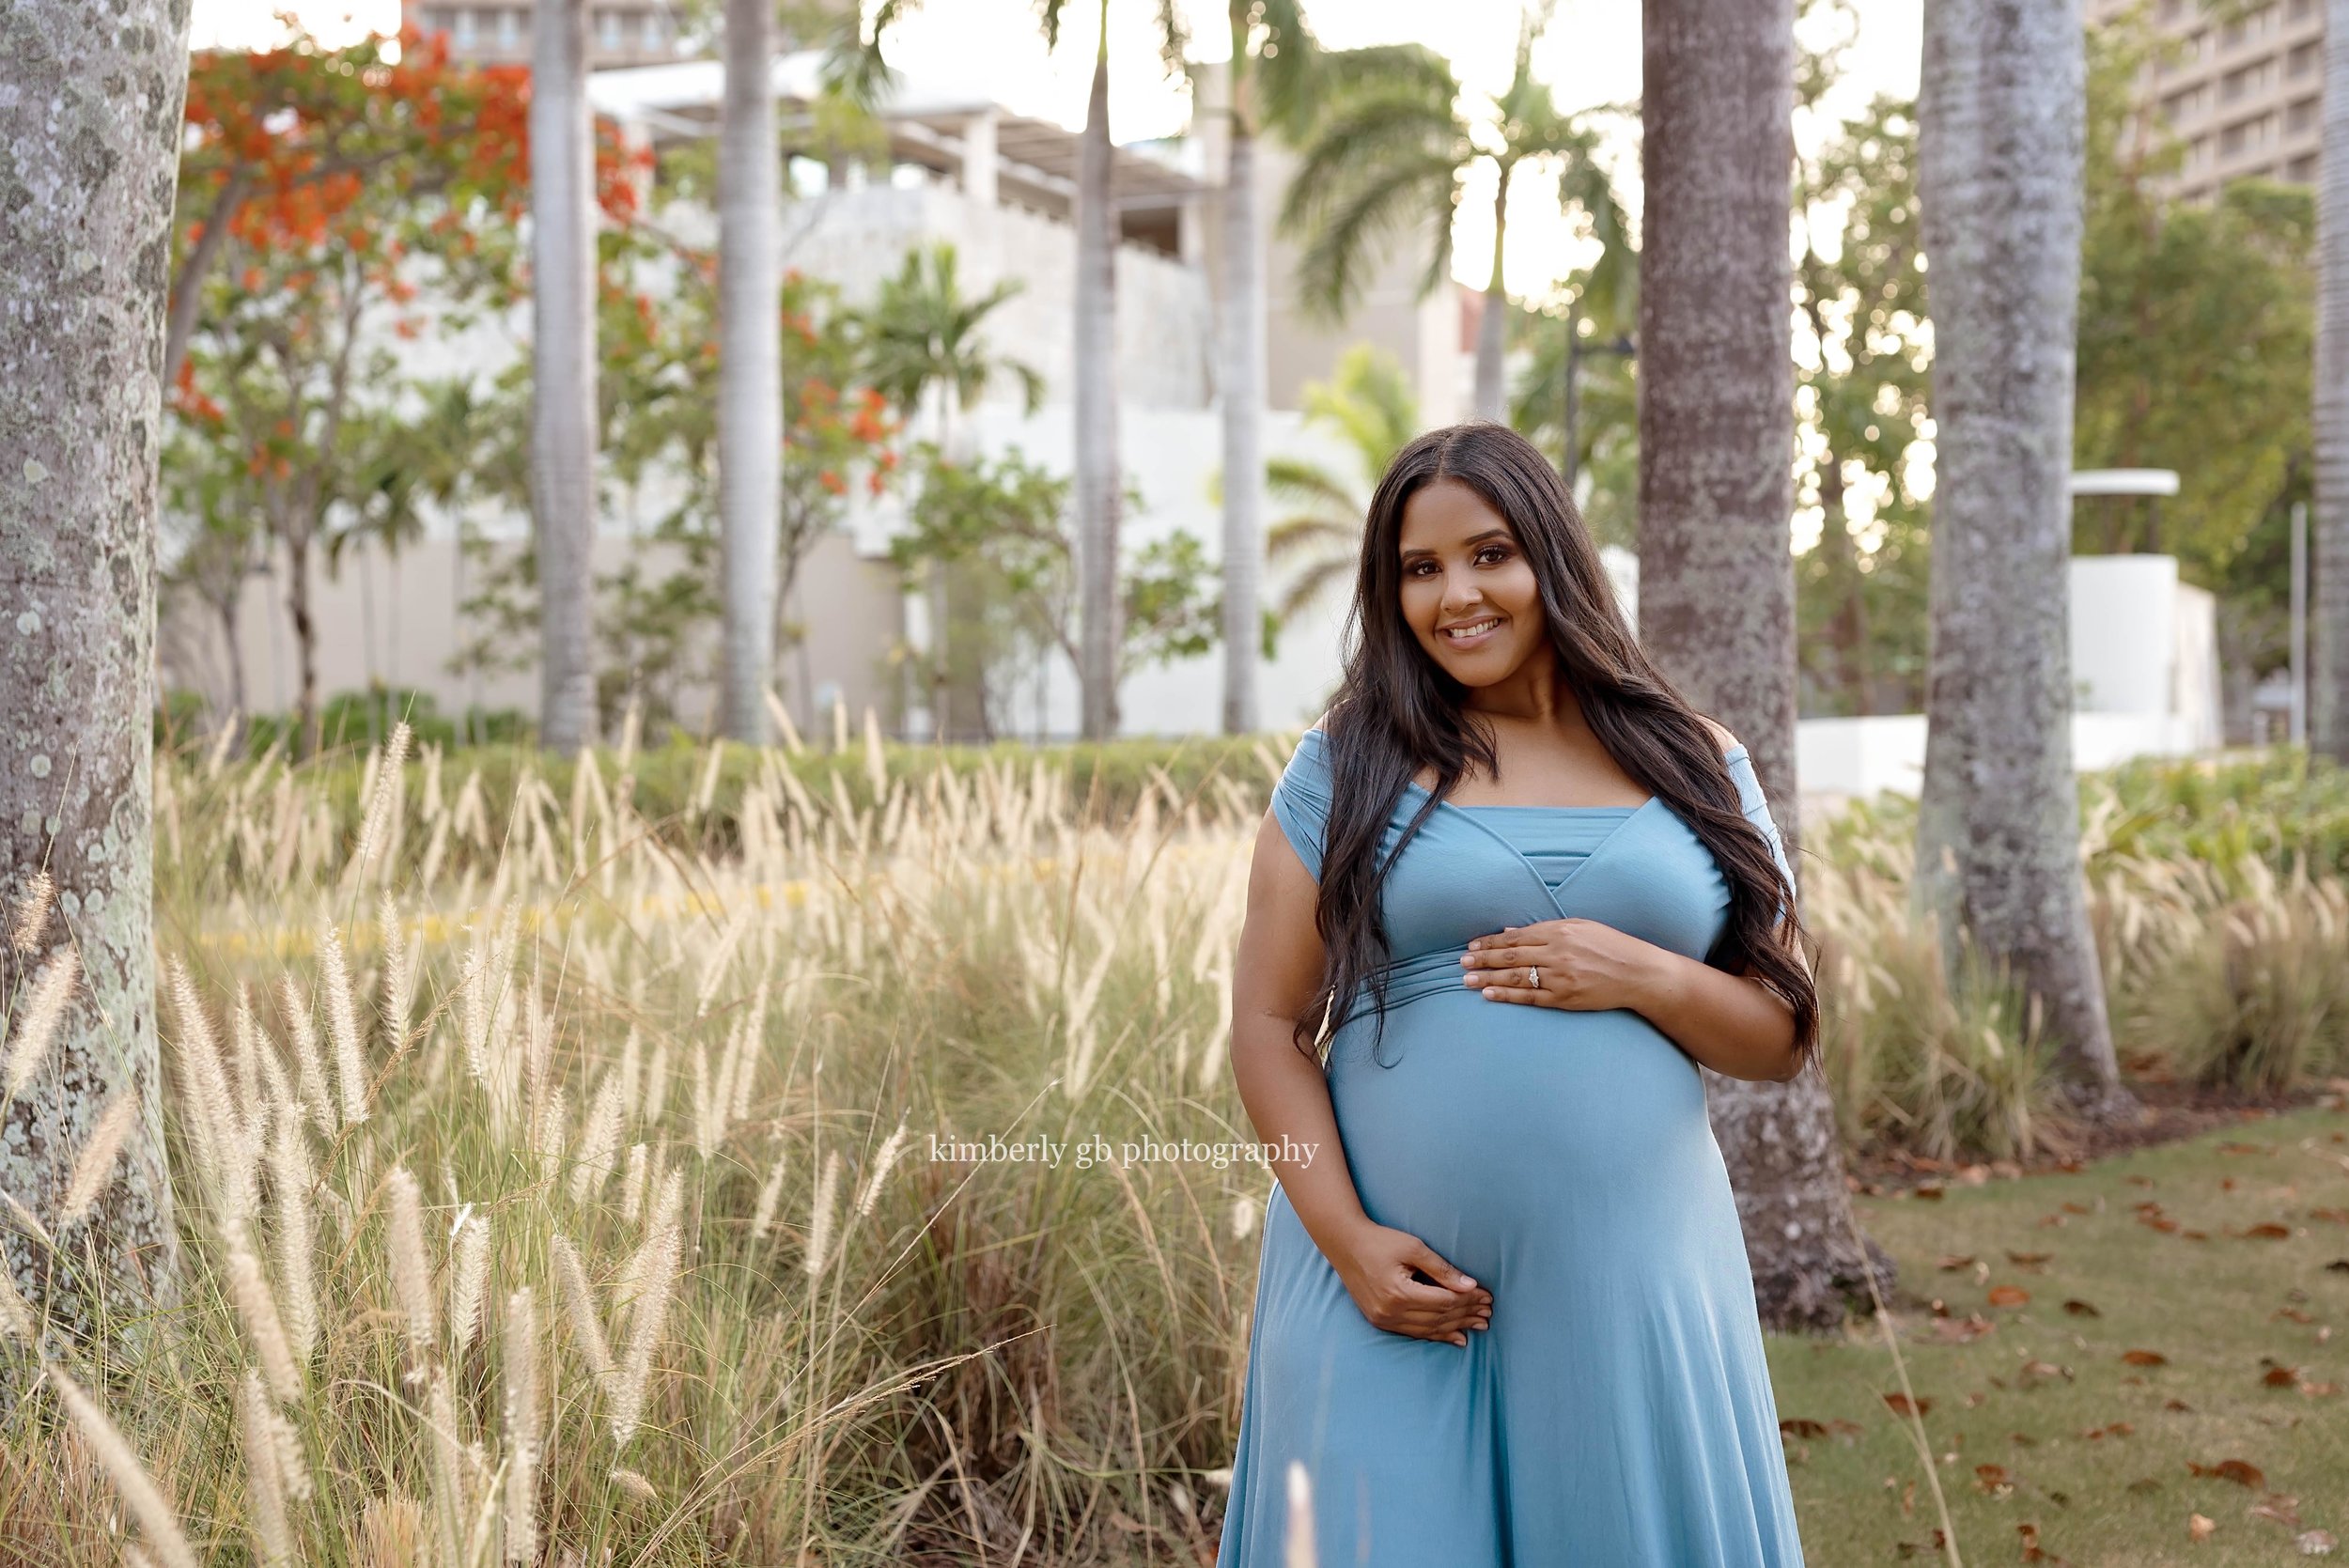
[184,21,643,280]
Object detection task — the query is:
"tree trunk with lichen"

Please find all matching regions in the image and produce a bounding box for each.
[0,0,191,1385]
[1638,0,1887,1332]
[1914,0,2130,1114]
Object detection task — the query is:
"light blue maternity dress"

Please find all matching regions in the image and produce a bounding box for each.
[1215,725,1807,1567]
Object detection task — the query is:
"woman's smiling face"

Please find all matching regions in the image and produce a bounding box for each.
[1396,477,1547,688]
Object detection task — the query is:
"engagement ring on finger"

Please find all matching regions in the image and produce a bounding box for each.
[1529,965,1539,991]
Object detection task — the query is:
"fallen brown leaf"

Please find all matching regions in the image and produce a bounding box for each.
[1883,1392,1933,1419]
[1780,1418,1828,1439]
[2189,1512,2217,1542]
[1928,1313,1996,1343]
[2062,1298,2102,1317]
[2242,1223,2293,1240]
[2187,1459,2266,1489]
[2122,1349,2170,1367]
[1988,1284,2032,1308]
[1935,1253,1977,1271]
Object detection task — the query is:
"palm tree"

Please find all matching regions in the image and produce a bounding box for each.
[1,0,191,1337]
[861,242,1045,455]
[2317,0,2349,766]
[1914,0,2129,1110]
[1281,7,1606,422]
[848,0,1182,738]
[1262,345,1418,623]
[1062,0,1133,737]
[860,241,1043,739]
[531,0,598,755]
[1638,0,1881,1331]
[1213,0,1316,734]
[717,0,784,744]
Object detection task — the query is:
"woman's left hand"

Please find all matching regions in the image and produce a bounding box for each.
[1461,918,1652,1011]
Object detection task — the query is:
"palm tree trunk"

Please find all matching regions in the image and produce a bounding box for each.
[0,0,189,1355]
[532,0,599,756]
[718,0,782,744]
[1220,106,1266,734]
[220,595,249,722]
[2315,0,2349,765]
[1074,10,1122,739]
[1640,0,1883,1332]
[1914,0,2128,1110]
[288,529,321,757]
[1473,168,1512,423]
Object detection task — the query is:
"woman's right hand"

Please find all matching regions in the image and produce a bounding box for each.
[1330,1219,1493,1347]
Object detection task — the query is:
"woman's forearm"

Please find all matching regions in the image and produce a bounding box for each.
[1622,941,1800,1082]
[1227,1017,1373,1252]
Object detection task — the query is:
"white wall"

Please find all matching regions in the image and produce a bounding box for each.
[1794,554,2223,800]
[779,179,1213,411]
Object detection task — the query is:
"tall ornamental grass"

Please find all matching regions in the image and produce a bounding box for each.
[4,726,2345,1563]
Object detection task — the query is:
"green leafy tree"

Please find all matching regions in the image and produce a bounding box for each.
[2073,9,2311,713]
[1787,2,1934,718]
[888,446,1221,738]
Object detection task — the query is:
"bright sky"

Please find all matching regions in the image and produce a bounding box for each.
[191,0,1923,301]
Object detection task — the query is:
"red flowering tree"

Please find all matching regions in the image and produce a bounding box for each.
[164,20,648,753]
[453,259,902,732]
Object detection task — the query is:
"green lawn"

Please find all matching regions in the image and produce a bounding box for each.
[1771,1105,2349,1566]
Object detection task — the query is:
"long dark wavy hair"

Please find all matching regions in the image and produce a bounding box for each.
[1295,422,1819,1076]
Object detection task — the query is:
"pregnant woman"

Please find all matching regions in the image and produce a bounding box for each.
[1215,423,1814,1566]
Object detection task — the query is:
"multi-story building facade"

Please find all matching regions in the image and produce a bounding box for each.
[399,1,689,69]
[2089,0,2324,202]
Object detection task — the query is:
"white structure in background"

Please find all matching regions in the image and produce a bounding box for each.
[1796,554,2220,801]
[1795,469,2218,800]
